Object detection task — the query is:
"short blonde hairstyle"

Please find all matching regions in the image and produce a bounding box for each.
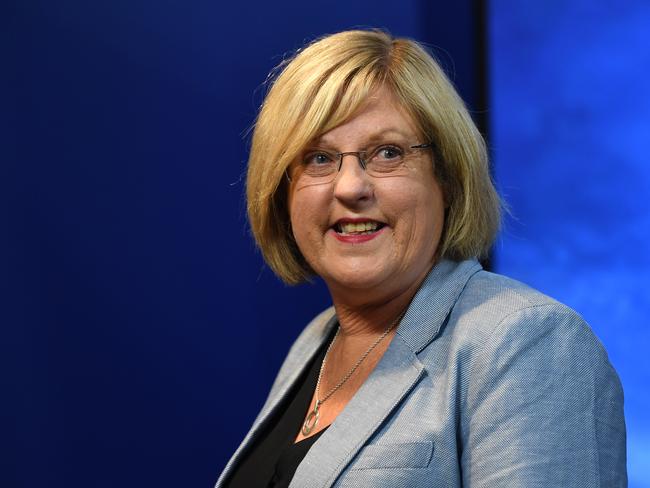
[247,29,501,284]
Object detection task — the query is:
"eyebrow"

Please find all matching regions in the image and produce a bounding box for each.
[314,128,415,148]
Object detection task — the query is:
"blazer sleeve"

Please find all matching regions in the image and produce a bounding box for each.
[461,303,626,487]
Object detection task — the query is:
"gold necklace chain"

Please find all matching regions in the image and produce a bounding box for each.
[301,312,405,436]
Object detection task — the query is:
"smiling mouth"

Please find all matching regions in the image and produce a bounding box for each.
[334,221,386,235]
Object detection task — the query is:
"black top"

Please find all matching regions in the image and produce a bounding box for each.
[225,330,334,488]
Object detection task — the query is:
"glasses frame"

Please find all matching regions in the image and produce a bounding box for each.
[285,142,434,183]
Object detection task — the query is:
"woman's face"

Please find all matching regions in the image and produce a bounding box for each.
[288,86,445,302]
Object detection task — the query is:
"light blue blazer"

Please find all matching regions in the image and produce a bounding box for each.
[217,259,627,487]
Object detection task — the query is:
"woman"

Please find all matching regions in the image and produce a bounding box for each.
[217,30,626,487]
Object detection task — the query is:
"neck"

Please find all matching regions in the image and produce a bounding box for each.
[328,268,429,339]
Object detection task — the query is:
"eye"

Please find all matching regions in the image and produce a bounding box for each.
[374,145,404,160]
[303,151,334,166]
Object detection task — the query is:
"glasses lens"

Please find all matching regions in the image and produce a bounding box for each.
[299,150,337,182]
[366,145,407,177]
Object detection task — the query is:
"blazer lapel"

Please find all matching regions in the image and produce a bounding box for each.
[289,336,425,487]
[215,309,337,488]
[289,259,483,487]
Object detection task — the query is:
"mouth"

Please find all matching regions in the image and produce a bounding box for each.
[333,220,387,235]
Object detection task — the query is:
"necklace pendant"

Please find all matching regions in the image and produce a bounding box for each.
[302,400,321,436]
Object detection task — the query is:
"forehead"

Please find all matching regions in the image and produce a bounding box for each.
[315,86,421,146]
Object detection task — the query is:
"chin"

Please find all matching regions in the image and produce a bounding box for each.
[323,266,393,293]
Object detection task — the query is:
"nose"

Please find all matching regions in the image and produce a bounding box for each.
[332,153,373,204]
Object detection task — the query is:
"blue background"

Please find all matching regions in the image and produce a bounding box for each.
[491,1,649,486]
[3,0,647,486]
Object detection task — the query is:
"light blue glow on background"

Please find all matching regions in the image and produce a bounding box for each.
[490,1,650,486]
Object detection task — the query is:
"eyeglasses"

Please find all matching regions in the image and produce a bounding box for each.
[287,142,433,184]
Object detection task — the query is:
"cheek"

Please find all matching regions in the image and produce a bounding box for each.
[288,186,329,242]
[388,181,445,250]
[419,185,445,241]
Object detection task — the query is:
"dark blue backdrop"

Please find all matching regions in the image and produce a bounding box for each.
[3,2,482,487]
[7,1,646,486]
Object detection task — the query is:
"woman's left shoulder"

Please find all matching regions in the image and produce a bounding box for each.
[452,269,592,341]
[440,268,620,379]
[444,270,627,487]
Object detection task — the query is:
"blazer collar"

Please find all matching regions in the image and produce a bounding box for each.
[290,258,482,487]
[398,258,482,353]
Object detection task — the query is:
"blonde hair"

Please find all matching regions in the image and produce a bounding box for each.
[247,29,501,284]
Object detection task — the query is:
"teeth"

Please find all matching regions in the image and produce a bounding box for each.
[339,221,380,234]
